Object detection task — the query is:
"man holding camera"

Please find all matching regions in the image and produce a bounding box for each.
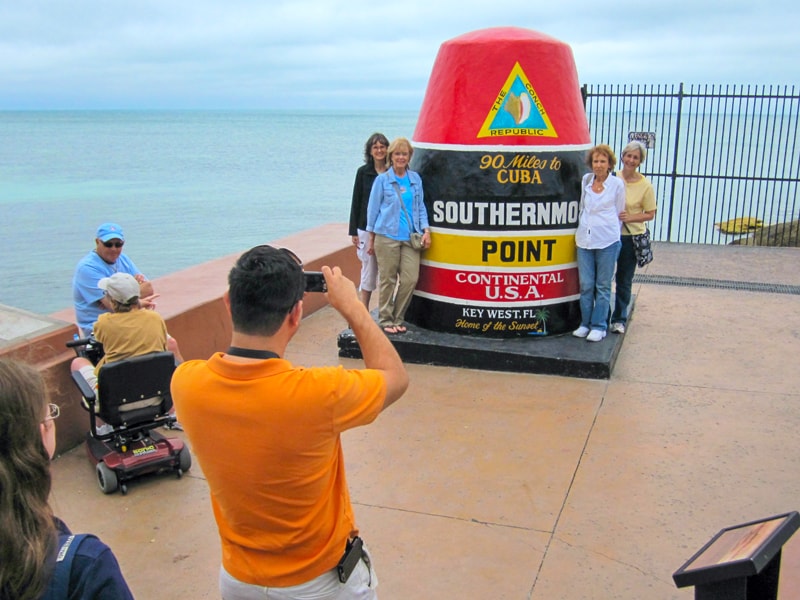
[171,245,408,599]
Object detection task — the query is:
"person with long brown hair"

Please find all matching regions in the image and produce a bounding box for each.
[348,132,389,309]
[0,359,134,599]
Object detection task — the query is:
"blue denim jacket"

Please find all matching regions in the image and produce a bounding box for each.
[366,167,428,238]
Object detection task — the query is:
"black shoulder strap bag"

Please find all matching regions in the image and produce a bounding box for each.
[624,223,653,267]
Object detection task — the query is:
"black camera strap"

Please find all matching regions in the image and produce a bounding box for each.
[227,346,280,360]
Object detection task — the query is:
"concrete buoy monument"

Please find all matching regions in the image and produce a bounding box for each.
[405,27,591,337]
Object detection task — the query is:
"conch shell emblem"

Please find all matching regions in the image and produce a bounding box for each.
[504,92,532,125]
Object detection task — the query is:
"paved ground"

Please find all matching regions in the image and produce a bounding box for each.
[49,242,800,599]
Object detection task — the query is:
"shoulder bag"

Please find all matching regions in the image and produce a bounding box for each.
[625,223,653,267]
[391,181,424,250]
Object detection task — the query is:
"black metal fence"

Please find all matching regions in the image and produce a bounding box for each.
[581,83,800,245]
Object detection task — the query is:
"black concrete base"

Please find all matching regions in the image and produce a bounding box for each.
[337,299,632,380]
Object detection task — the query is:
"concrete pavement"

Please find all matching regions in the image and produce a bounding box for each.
[49,242,800,599]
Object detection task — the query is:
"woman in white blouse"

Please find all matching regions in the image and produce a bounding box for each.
[573,144,626,342]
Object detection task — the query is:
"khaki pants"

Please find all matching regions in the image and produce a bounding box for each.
[373,235,421,328]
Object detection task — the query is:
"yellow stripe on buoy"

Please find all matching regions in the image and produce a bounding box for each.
[426,231,576,267]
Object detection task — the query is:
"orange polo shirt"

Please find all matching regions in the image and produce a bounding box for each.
[171,353,385,587]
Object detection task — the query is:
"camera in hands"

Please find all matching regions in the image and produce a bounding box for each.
[304,271,327,293]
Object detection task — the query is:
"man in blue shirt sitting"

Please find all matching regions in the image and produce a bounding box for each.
[72,222,156,335]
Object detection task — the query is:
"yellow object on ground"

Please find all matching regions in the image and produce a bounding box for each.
[715,217,764,234]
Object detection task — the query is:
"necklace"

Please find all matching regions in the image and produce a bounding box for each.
[227,346,280,359]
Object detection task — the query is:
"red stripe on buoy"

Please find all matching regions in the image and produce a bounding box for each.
[417,264,579,304]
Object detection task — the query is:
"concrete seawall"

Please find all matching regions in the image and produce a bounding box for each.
[0,223,358,454]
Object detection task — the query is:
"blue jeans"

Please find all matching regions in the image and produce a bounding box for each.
[577,241,621,331]
[612,236,637,325]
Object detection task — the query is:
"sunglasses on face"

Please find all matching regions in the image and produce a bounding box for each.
[103,241,124,248]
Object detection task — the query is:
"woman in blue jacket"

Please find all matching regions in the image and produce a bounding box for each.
[366,137,430,334]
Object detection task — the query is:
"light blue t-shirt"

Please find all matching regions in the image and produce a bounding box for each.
[391,173,415,241]
[72,251,142,334]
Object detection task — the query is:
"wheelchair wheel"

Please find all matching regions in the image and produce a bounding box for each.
[178,445,192,475]
[96,461,119,494]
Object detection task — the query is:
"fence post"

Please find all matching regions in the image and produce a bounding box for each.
[666,82,684,241]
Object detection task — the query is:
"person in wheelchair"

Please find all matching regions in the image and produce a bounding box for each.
[71,272,184,434]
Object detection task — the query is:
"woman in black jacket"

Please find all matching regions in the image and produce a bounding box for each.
[348,132,389,308]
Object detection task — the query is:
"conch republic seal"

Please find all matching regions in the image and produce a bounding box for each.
[405,27,591,337]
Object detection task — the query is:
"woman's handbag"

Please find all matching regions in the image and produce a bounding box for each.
[626,223,653,267]
[392,181,424,251]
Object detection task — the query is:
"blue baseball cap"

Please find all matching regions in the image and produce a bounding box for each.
[96,222,125,242]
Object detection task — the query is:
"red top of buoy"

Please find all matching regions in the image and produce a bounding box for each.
[413,27,590,147]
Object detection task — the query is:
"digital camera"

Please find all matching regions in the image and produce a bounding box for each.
[304,271,327,293]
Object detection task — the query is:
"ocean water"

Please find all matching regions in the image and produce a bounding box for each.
[4,108,795,317]
[0,110,418,315]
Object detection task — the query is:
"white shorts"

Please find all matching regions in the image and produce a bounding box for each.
[219,543,377,600]
[78,364,98,389]
[78,365,99,412]
[356,229,378,292]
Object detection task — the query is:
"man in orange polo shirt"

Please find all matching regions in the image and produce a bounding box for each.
[171,245,408,599]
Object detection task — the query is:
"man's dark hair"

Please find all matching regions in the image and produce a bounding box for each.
[228,245,305,336]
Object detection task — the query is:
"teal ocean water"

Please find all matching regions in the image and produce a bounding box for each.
[0,110,418,315]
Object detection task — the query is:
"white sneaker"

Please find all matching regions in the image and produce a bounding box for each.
[572,326,590,338]
[586,329,607,342]
[96,423,114,436]
[610,322,626,334]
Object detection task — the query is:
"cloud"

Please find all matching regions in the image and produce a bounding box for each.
[0,0,797,109]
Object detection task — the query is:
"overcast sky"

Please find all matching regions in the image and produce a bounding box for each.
[1,0,798,110]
